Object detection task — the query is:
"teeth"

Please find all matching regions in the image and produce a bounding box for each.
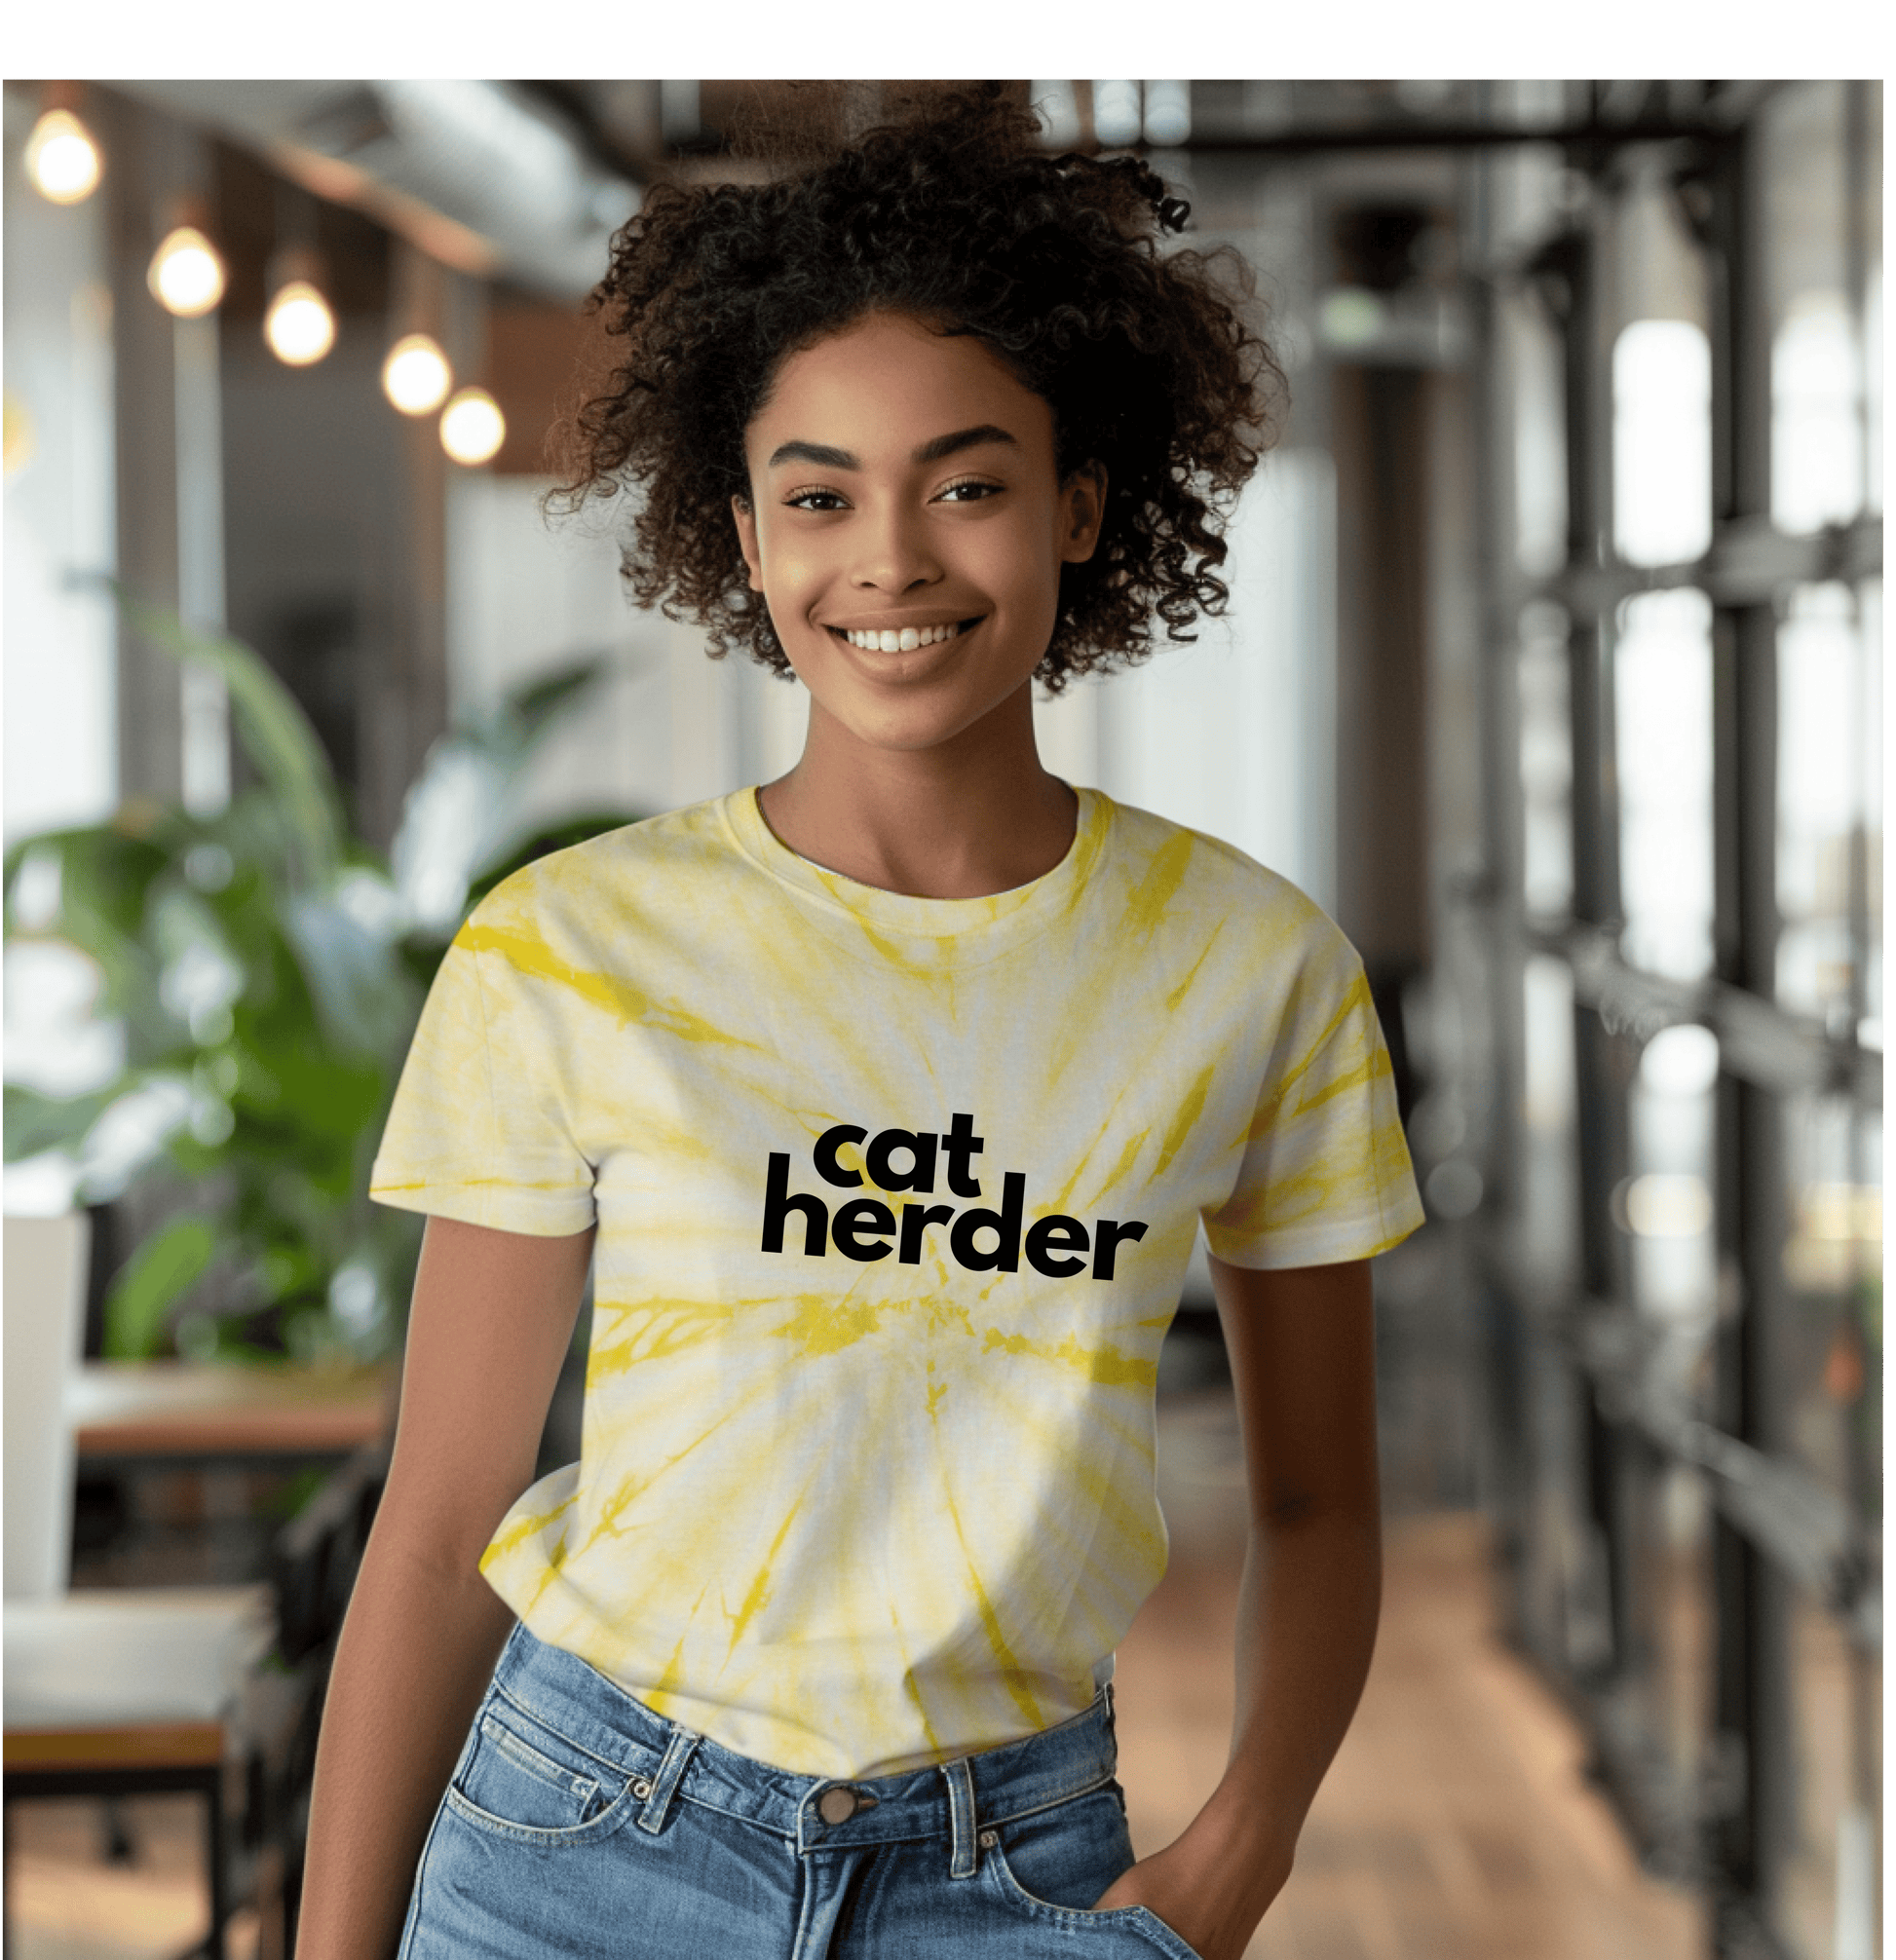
[843,622,962,651]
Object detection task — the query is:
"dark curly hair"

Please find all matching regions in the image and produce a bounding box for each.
[550,84,1285,693]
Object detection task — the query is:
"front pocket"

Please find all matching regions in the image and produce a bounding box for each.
[447,1702,634,1843]
[985,1841,1206,1959]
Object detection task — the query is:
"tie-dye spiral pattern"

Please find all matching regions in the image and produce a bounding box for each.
[370,788,1422,1777]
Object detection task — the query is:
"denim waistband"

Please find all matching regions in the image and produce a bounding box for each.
[487,1621,1119,1863]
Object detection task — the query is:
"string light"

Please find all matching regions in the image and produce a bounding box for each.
[148,227,227,319]
[25,107,101,205]
[439,387,505,467]
[264,248,337,367]
[382,333,453,415]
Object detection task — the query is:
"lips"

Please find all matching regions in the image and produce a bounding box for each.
[828,619,976,653]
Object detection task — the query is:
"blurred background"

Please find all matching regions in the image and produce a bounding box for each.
[0,77,1880,1960]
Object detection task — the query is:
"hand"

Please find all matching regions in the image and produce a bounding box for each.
[1090,1829,1286,1960]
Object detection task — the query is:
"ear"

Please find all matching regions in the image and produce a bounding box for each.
[732,494,764,591]
[1059,463,1108,565]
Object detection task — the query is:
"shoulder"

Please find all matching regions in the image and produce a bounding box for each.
[455,797,739,945]
[1094,795,1355,968]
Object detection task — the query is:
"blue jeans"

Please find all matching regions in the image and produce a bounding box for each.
[399,1621,1203,1958]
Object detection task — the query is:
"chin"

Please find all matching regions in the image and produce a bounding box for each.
[837,700,992,754]
[802,662,1028,754]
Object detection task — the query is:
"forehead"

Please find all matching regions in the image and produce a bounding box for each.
[747,313,1054,458]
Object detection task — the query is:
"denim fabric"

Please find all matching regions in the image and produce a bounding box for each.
[399,1622,1203,1958]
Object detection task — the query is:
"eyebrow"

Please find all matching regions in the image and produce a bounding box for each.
[766,424,1019,471]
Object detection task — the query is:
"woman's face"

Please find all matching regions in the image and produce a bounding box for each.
[733,311,1104,756]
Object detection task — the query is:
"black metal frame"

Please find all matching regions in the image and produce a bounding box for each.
[1161,75,1879,1959]
[1457,82,1879,1960]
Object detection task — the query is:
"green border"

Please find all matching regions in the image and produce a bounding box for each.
[0,0,1889,82]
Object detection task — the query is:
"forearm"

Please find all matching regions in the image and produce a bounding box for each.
[1191,1504,1382,1906]
[1095,1501,1381,1955]
[293,1527,516,1960]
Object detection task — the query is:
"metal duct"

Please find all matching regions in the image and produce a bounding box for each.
[111,80,638,301]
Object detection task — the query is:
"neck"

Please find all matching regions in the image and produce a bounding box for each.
[755,683,1079,900]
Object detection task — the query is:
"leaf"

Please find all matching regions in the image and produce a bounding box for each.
[281,890,416,1059]
[4,1083,117,1163]
[470,657,609,768]
[100,584,345,891]
[7,829,170,1052]
[390,659,615,936]
[102,1213,217,1359]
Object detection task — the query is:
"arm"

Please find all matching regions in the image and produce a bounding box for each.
[1092,1257,1382,1959]
[293,1215,595,1960]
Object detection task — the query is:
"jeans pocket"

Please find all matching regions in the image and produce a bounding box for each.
[984,1836,1205,1958]
[446,1693,635,1844]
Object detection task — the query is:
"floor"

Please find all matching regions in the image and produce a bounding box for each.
[5,1393,1707,1960]
[1119,1393,1708,1960]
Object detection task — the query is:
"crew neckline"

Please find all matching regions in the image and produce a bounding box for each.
[721,783,1114,970]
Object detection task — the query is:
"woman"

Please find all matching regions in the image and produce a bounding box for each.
[296,85,1422,1960]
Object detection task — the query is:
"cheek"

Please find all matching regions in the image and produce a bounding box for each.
[985,529,1064,626]
[750,525,817,606]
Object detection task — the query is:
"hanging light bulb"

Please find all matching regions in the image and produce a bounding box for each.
[25,107,102,205]
[382,332,453,415]
[263,248,336,366]
[439,387,506,467]
[266,282,336,365]
[148,226,227,318]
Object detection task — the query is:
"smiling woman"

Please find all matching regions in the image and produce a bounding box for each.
[734,320,1098,730]
[296,84,1422,1960]
[549,85,1280,697]
[729,315,1108,887]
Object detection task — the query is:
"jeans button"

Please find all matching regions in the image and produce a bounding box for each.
[817,1787,857,1825]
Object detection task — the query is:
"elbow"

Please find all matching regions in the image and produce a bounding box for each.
[1248,1485,1380,1541]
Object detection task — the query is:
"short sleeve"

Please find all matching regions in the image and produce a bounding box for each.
[1200,947,1424,1269]
[368,917,597,1237]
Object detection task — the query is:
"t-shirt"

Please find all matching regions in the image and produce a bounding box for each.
[369,785,1423,1779]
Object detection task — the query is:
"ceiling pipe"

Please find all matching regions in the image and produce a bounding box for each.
[110,80,639,301]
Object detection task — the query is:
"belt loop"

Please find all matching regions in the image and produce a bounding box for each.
[940,1755,978,1878]
[636,1723,702,1835]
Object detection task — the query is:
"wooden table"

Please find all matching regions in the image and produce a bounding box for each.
[4,1586,282,1958]
[70,1360,397,1465]
[12,1365,398,1950]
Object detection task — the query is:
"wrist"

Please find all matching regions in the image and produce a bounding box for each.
[1178,1778,1299,1903]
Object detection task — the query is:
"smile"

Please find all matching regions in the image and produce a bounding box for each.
[831,621,971,653]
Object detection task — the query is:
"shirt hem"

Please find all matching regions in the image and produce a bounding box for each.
[1203,1206,1426,1271]
[368,1178,595,1237]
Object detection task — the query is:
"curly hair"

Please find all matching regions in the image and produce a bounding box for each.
[550,84,1286,693]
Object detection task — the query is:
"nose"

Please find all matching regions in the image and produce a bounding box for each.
[850,498,941,594]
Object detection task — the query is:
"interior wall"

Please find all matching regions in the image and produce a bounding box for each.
[1,86,117,848]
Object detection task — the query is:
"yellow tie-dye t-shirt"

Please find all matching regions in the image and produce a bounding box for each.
[369,785,1422,1778]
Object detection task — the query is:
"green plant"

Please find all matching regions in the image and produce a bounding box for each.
[3,595,638,1363]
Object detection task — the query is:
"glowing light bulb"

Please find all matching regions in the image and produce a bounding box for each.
[382,333,452,415]
[148,227,226,318]
[265,280,336,366]
[26,108,102,205]
[439,387,505,467]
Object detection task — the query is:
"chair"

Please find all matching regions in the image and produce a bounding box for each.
[3,1212,88,1599]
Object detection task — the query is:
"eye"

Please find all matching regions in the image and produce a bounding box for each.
[934,476,1002,504]
[784,486,850,511]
